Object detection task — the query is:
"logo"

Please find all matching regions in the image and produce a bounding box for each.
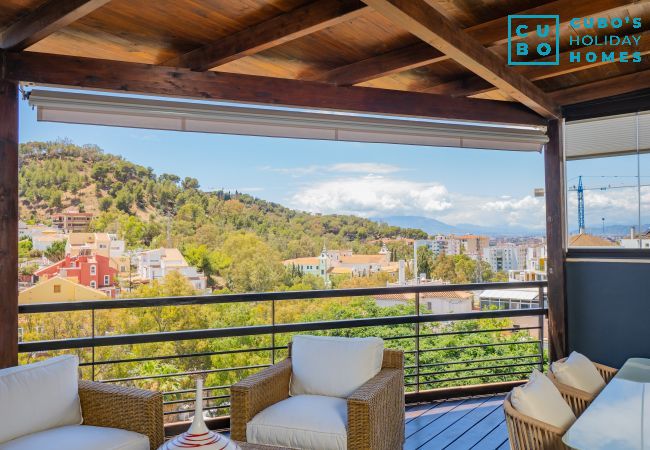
[508,15,560,66]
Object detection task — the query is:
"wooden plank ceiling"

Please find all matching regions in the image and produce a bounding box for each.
[1,0,649,119]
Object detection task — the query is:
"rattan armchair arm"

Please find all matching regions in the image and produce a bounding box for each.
[594,362,618,383]
[229,358,292,442]
[347,368,405,450]
[504,392,570,450]
[78,380,164,450]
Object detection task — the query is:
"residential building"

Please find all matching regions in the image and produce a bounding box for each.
[19,276,109,304]
[482,245,519,272]
[32,230,67,252]
[34,251,118,298]
[66,232,125,258]
[51,208,94,233]
[620,229,650,249]
[373,290,472,315]
[136,248,207,291]
[479,288,543,310]
[454,235,490,260]
[282,245,393,281]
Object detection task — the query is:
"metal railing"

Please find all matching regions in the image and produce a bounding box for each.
[17,281,547,424]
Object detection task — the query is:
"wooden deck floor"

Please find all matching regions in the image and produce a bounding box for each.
[405,394,508,449]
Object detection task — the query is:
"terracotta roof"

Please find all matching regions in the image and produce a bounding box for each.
[569,233,616,247]
[340,255,386,264]
[330,267,353,274]
[421,290,473,300]
[283,257,320,266]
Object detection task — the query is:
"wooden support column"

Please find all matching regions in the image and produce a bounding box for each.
[0,79,19,368]
[544,119,567,361]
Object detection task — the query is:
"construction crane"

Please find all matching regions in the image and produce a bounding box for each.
[568,176,650,233]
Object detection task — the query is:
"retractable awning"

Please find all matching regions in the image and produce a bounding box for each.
[28,90,549,152]
[566,112,650,160]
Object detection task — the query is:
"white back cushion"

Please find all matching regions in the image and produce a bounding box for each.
[290,335,384,398]
[0,355,82,444]
[511,369,576,431]
[551,351,606,395]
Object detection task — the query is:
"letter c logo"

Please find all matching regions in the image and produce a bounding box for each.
[516,24,528,37]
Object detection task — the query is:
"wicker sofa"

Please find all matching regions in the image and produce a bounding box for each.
[230,339,404,450]
[78,380,164,450]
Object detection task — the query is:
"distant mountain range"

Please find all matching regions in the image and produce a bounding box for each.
[373,215,544,237]
[572,224,650,237]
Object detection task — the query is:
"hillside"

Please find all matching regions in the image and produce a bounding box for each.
[19,140,429,291]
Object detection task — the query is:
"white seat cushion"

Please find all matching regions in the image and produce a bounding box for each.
[551,351,606,395]
[247,395,347,450]
[511,369,576,431]
[0,355,82,444]
[290,335,383,398]
[0,425,149,450]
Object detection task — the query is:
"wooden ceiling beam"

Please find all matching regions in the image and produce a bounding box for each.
[315,0,634,86]
[3,51,545,125]
[551,69,650,105]
[165,0,369,71]
[0,0,112,51]
[361,0,560,118]
[424,29,650,97]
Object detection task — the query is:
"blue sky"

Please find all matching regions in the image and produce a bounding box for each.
[20,93,646,231]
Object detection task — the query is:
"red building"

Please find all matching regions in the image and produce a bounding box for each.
[34,251,118,298]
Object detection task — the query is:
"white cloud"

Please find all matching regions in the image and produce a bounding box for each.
[290,175,547,230]
[291,175,451,217]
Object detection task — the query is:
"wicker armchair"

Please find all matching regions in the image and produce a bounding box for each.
[230,347,404,450]
[504,392,572,450]
[79,380,164,450]
[547,358,617,416]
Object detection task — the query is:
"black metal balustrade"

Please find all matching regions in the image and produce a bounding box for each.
[17,281,547,432]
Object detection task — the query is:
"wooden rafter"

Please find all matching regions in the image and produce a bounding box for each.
[3,52,545,125]
[0,0,112,51]
[314,0,635,86]
[552,69,650,105]
[165,0,369,71]
[361,0,561,118]
[424,30,650,97]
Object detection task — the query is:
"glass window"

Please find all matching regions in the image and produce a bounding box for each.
[566,113,647,249]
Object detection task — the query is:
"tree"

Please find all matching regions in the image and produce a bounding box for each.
[18,238,33,259]
[182,177,200,190]
[183,244,231,287]
[44,240,66,262]
[99,197,113,211]
[416,246,435,278]
[221,232,284,292]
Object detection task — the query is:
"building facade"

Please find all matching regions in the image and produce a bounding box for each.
[34,252,119,298]
[136,248,208,291]
[51,208,94,233]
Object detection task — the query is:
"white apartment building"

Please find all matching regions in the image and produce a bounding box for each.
[66,233,125,258]
[137,248,207,291]
[482,245,519,272]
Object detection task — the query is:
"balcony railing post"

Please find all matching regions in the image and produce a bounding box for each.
[271,299,276,365]
[415,292,420,392]
[538,286,545,372]
[91,308,96,381]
